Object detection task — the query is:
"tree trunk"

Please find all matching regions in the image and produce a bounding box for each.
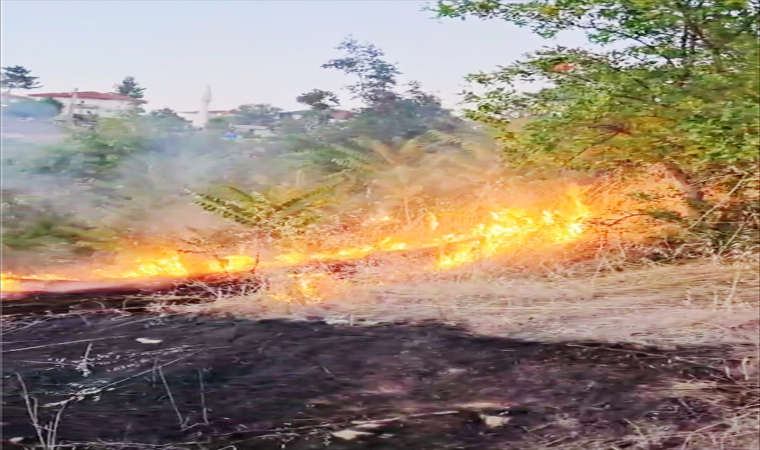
[661,160,707,219]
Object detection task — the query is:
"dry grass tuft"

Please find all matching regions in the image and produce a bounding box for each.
[174,254,759,349]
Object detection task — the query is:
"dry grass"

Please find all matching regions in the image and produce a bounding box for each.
[163,254,760,450]
[178,256,759,348]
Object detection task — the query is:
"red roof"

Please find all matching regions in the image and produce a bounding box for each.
[1,92,28,99]
[329,110,353,120]
[27,91,147,104]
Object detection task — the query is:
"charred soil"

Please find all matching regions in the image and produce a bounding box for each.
[1,314,756,449]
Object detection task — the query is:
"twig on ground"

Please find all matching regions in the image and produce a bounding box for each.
[2,336,130,354]
[158,366,189,430]
[16,373,67,450]
[74,343,93,377]
[198,370,210,425]
[564,343,731,371]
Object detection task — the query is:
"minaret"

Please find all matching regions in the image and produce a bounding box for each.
[198,85,211,129]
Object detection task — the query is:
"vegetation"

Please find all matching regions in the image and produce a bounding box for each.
[432,0,759,238]
[1,189,118,263]
[3,97,63,118]
[234,103,283,126]
[1,65,42,92]
[191,180,343,241]
[296,38,464,145]
[113,75,146,99]
[297,89,340,111]
[147,108,191,132]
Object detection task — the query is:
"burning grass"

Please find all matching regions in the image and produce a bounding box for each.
[1,170,757,449]
[1,167,704,302]
[170,252,759,347]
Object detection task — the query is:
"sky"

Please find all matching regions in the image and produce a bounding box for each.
[1,0,589,113]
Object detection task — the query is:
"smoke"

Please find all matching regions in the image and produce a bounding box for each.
[0,115,285,248]
[0,99,498,274]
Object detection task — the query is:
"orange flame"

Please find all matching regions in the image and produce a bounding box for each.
[1,185,593,299]
[1,274,22,293]
[270,272,339,304]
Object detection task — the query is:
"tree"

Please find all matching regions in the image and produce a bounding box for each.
[148,107,184,120]
[296,89,340,111]
[235,103,283,126]
[434,0,760,218]
[318,37,463,143]
[349,81,461,141]
[40,98,64,115]
[207,116,235,130]
[1,66,42,92]
[322,38,402,107]
[31,118,154,184]
[147,108,190,132]
[113,76,146,99]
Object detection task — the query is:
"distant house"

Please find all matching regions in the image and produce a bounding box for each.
[326,109,354,121]
[26,91,147,119]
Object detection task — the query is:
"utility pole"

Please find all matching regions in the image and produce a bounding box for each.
[66,88,78,127]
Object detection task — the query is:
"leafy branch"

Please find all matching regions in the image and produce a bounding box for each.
[189,178,345,240]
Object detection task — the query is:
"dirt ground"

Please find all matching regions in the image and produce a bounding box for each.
[2,313,756,449]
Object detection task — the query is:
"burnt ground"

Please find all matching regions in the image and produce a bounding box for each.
[1,313,756,450]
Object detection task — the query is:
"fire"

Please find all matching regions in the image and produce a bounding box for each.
[435,185,590,269]
[269,272,343,304]
[435,208,587,269]
[92,254,192,279]
[272,184,590,270]
[1,274,22,293]
[1,185,594,299]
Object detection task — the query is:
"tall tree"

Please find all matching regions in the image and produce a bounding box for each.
[1,66,42,92]
[322,38,402,108]
[319,37,462,142]
[113,76,146,99]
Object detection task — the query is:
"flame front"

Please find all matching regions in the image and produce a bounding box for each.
[1,274,22,293]
[1,185,593,299]
[436,185,590,268]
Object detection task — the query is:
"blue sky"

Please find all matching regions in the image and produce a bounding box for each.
[2,1,588,113]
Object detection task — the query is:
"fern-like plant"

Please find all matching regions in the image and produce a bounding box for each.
[189,178,344,241]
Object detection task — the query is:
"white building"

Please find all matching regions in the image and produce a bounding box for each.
[26,91,147,119]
